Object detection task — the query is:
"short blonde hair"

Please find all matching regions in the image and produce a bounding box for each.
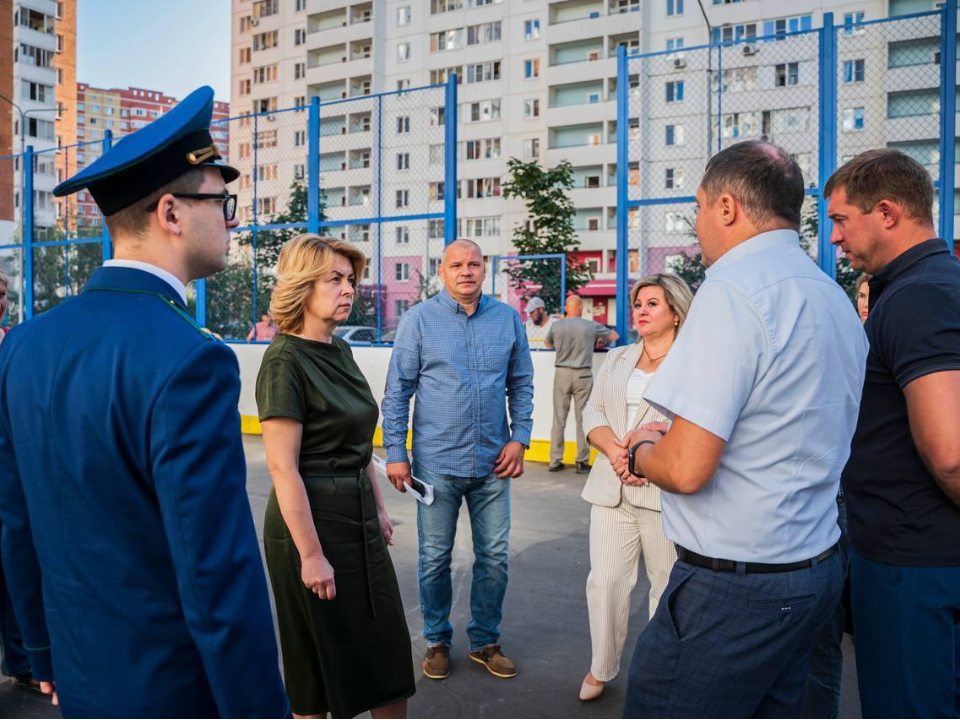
[629,273,695,335]
[269,234,367,334]
[0,269,8,290]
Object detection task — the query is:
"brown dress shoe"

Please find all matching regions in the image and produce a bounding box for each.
[468,644,517,678]
[423,644,450,679]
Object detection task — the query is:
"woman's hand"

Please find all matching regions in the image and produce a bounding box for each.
[301,553,336,600]
[378,508,395,546]
[606,440,629,477]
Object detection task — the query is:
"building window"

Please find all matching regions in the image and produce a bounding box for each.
[524,19,540,40]
[665,168,683,189]
[397,116,410,133]
[665,81,684,103]
[468,99,502,122]
[775,62,800,87]
[396,190,409,208]
[523,138,540,158]
[294,62,306,80]
[396,226,410,244]
[428,219,445,238]
[523,98,540,118]
[842,59,865,83]
[294,28,306,45]
[397,42,411,62]
[467,61,501,84]
[666,37,685,51]
[398,5,411,25]
[665,123,684,146]
[395,299,410,316]
[397,78,411,91]
[294,130,306,146]
[431,28,465,52]
[395,263,410,281]
[239,47,251,64]
[467,21,502,46]
[397,152,410,170]
[294,164,305,180]
[842,107,865,132]
[252,31,279,52]
[430,182,445,201]
[667,0,684,16]
[296,0,307,10]
[524,58,540,79]
[843,12,865,35]
[431,107,446,126]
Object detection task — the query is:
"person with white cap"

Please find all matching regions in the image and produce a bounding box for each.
[523,296,555,349]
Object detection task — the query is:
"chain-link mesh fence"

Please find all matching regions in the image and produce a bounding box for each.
[0,153,19,329]
[491,254,567,320]
[621,8,956,339]
[837,12,946,230]
[207,84,451,342]
[30,141,106,316]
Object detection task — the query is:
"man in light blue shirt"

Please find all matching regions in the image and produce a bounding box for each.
[621,141,867,718]
[382,239,534,682]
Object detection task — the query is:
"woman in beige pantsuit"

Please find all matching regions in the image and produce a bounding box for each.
[578,274,694,702]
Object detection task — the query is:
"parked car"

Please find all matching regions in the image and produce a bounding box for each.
[333,326,378,344]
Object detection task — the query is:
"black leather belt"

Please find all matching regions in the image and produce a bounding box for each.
[677,543,839,574]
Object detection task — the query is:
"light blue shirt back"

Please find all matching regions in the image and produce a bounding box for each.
[381,288,535,478]
[644,230,868,563]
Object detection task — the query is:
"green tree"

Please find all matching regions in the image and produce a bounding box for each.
[31,215,104,315]
[502,158,592,315]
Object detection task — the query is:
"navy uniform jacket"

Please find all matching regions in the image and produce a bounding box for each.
[0,267,289,718]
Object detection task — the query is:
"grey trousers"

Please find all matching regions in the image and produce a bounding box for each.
[550,366,593,466]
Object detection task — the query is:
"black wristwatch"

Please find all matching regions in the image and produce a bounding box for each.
[628,440,656,478]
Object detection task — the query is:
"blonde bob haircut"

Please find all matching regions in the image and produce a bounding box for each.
[629,273,695,336]
[270,234,367,335]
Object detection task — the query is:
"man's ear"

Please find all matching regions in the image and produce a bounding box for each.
[875,199,902,230]
[155,194,183,236]
[719,192,737,227]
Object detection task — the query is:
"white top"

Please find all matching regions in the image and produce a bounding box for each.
[104,259,188,306]
[643,230,869,563]
[524,316,556,350]
[625,369,654,427]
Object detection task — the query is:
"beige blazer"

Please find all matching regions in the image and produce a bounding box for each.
[581,341,668,511]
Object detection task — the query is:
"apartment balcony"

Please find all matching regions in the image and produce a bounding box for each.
[570,186,617,207]
[546,142,617,168]
[545,56,616,86]
[546,100,614,128]
[306,13,373,46]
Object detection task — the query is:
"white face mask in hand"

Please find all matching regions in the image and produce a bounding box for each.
[372,456,435,505]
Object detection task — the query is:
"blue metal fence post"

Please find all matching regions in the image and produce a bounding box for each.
[376,95,384,341]
[444,74,458,245]
[615,46,630,345]
[817,12,838,279]
[308,96,320,234]
[101,131,113,262]
[716,43,723,154]
[938,0,957,250]
[23,146,34,320]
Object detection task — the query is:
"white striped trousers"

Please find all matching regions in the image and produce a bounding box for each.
[586,502,677,682]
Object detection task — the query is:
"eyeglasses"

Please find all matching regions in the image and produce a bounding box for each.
[146,193,238,221]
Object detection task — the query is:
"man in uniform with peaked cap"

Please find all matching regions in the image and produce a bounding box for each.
[0,86,290,718]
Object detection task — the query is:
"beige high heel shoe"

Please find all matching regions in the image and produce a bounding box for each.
[579,671,605,701]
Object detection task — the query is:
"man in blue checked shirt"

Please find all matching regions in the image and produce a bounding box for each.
[383,238,534,683]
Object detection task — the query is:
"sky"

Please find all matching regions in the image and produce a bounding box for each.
[77,0,232,104]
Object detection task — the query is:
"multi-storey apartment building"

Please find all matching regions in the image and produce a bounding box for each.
[0,0,77,243]
[231,0,957,329]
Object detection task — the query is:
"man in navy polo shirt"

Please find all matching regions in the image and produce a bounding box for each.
[827,149,960,718]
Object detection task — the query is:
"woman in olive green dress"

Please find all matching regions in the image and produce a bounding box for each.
[256,234,415,719]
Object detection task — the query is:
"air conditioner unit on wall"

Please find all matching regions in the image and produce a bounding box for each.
[673,57,686,69]
[743,44,759,56]
[251,18,259,26]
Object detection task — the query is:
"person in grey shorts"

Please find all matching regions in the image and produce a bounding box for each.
[545,295,618,473]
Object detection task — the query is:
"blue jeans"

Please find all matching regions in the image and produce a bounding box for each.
[624,551,843,718]
[0,533,30,678]
[414,464,511,652]
[849,548,960,718]
[800,499,849,718]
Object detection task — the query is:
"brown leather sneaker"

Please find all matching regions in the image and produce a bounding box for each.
[468,644,517,678]
[422,644,451,680]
